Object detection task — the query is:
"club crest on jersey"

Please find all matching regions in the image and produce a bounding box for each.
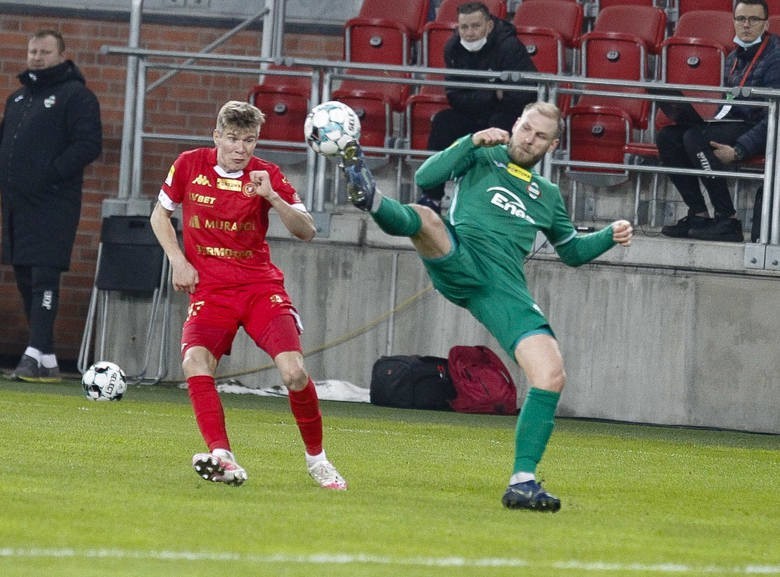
[242,183,257,197]
[527,181,541,199]
[488,186,536,224]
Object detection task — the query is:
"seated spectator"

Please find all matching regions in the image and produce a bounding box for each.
[657,0,780,242]
[419,1,537,213]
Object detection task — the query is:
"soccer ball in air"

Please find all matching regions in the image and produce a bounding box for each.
[82,361,127,401]
[303,100,361,157]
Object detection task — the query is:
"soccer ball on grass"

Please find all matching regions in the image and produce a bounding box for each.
[82,361,127,401]
[303,100,361,157]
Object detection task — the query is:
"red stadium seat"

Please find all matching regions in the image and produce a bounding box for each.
[345,0,430,65]
[672,10,735,51]
[513,0,584,74]
[565,105,633,186]
[677,0,733,16]
[404,91,449,151]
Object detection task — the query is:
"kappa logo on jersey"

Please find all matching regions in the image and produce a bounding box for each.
[44,95,56,109]
[216,178,242,192]
[489,186,536,224]
[189,215,201,229]
[192,174,212,187]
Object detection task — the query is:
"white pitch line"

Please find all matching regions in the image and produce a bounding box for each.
[0,548,777,574]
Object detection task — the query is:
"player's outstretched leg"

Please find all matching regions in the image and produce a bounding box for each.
[501,480,561,512]
[192,448,247,486]
[341,142,375,211]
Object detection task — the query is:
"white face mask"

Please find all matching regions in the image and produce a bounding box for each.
[733,34,763,49]
[460,37,488,52]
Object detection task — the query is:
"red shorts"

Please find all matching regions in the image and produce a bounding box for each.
[181,283,303,360]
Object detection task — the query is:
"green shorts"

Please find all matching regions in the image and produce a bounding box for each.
[422,225,554,357]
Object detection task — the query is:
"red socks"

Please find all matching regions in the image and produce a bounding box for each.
[187,375,230,452]
[288,380,323,456]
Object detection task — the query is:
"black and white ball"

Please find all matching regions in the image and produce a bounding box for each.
[303,100,361,157]
[82,361,127,401]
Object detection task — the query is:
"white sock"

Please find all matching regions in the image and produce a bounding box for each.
[40,354,58,369]
[305,450,327,468]
[23,347,42,362]
[510,472,536,485]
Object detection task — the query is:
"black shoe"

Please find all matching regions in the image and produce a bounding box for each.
[340,143,376,212]
[661,212,712,238]
[10,354,61,383]
[688,214,744,242]
[416,194,442,215]
[501,480,561,512]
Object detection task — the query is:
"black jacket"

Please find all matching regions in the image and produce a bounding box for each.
[724,34,780,158]
[0,60,102,269]
[443,17,537,119]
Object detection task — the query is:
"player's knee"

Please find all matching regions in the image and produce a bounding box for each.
[182,347,215,378]
[281,365,309,392]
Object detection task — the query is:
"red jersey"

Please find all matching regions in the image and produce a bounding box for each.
[158,147,304,289]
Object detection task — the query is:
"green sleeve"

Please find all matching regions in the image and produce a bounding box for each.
[554,225,616,267]
[415,135,476,190]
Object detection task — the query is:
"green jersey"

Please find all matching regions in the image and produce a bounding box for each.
[414,135,617,355]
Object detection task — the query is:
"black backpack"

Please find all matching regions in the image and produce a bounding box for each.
[370,355,455,410]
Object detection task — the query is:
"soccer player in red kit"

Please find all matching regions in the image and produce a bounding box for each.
[150,100,347,490]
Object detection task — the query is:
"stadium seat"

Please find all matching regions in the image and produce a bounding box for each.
[769,14,780,35]
[565,105,633,187]
[677,0,734,16]
[404,91,449,152]
[672,9,735,51]
[332,81,399,150]
[513,0,584,74]
[576,5,668,129]
[345,0,430,65]
[422,0,508,68]
[248,84,310,151]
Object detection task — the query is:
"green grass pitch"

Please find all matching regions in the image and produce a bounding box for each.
[0,377,777,577]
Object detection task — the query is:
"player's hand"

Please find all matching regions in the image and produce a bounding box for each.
[472,127,510,148]
[248,170,275,200]
[709,141,737,165]
[171,259,199,294]
[611,219,633,247]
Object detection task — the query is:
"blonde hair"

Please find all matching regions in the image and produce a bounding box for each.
[523,101,563,138]
[215,100,266,133]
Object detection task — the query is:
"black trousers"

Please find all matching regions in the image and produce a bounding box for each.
[656,121,752,217]
[13,265,61,354]
[422,107,519,200]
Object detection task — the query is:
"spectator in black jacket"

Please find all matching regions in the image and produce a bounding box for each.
[0,29,102,381]
[418,1,537,213]
[657,0,780,242]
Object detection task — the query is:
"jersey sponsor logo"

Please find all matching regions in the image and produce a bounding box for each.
[506,162,532,182]
[203,218,255,232]
[195,244,253,259]
[216,177,242,192]
[191,174,212,187]
[189,192,216,205]
[488,186,536,224]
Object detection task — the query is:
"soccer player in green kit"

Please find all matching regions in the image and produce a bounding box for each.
[342,101,634,511]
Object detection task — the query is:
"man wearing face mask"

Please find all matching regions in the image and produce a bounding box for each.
[657,0,780,242]
[418,1,537,213]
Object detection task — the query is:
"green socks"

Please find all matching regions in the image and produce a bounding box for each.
[513,387,561,475]
[372,196,423,237]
